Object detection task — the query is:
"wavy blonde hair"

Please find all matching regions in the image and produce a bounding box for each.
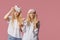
[11,9,23,27]
[26,10,38,29]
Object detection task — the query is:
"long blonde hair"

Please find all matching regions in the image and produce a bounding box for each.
[26,9,38,28]
[11,9,23,27]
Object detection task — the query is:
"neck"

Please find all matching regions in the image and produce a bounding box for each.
[30,19,34,22]
[15,16,17,19]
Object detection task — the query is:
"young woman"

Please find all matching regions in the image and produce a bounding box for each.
[4,5,24,40]
[22,9,40,40]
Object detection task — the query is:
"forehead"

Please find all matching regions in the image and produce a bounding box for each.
[28,11,36,14]
[29,13,35,16]
[14,11,19,13]
[29,12,35,15]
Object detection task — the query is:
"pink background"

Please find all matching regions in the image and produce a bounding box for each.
[0,0,60,40]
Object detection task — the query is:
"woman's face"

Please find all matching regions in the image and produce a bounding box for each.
[29,13,35,19]
[14,11,20,17]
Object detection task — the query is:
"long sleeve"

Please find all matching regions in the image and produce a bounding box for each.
[34,21,40,34]
[33,21,40,36]
[34,28,38,35]
[33,21,40,40]
[36,21,40,33]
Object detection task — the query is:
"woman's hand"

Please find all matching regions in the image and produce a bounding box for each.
[10,7,14,12]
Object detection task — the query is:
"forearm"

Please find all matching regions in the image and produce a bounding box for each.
[4,8,13,20]
[4,12,10,19]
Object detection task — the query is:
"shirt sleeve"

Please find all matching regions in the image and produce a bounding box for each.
[22,20,27,32]
[34,28,38,35]
[33,21,40,35]
[7,16,12,23]
[37,21,40,32]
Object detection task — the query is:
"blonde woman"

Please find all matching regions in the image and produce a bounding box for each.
[4,5,24,40]
[22,9,40,40]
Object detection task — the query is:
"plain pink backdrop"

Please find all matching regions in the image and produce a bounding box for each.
[0,0,60,40]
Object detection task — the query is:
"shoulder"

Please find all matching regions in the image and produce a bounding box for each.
[7,16,12,23]
[8,16,12,21]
